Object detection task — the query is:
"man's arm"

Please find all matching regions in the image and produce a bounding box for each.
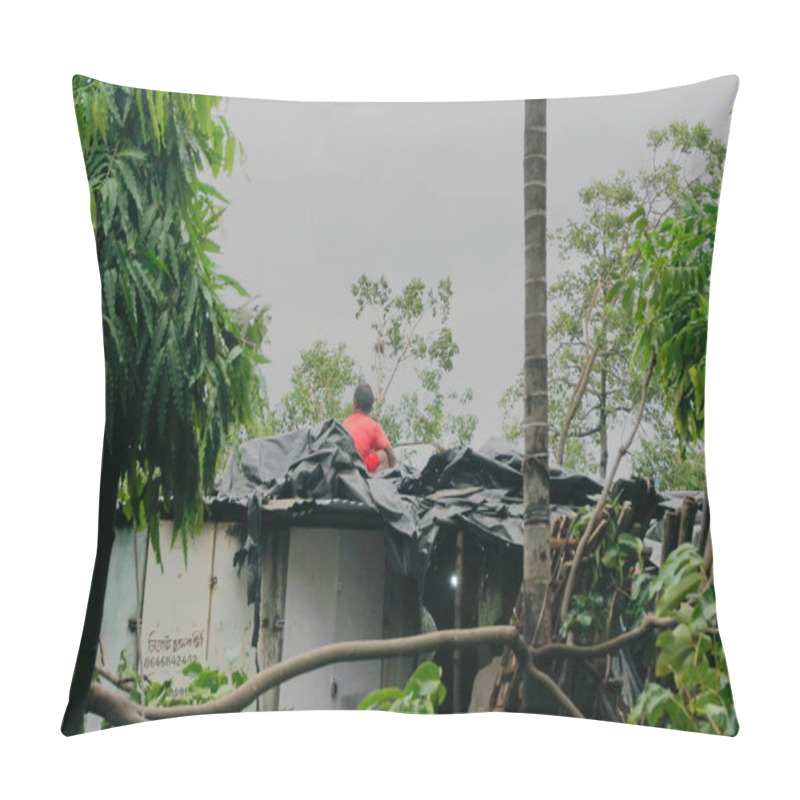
[383,444,397,468]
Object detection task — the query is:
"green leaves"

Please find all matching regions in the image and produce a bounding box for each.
[74,75,268,561]
[626,185,719,447]
[562,501,649,645]
[501,122,724,476]
[101,652,250,723]
[358,662,447,714]
[656,571,703,618]
[629,543,738,735]
[348,274,475,452]
[272,341,363,434]
[649,543,704,613]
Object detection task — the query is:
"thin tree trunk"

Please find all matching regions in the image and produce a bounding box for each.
[522,98,550,651]
[61,435,122,736]
[599,363,608,478]
[556,343,598,465]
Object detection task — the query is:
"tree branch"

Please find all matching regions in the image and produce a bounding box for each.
[520,657,585,719]
[87,682,146,727]
[87,612,678,727]
[534,614,675,661]
[94,664,135,691]
[573,424,602,439]
[559,353,657,627]
[89,626,522,724]
[379,313,426,405]
[556,343,599,465]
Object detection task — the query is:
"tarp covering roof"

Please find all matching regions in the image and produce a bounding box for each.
[213,420,610,583]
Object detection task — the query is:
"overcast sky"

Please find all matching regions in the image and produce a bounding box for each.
[212,76,737,463]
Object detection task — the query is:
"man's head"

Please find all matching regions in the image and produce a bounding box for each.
[353,383,375,414]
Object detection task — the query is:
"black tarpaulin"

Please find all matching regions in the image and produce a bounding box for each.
[213,421,624,597]
[215,419,422,580]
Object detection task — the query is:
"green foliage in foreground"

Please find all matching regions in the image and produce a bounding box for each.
[615,187,718,446]
[100,651,248,727]
[561,501,650,646]
[561,501,736,735]
[358,662,446,714]
[73,76,268,560]
[629,544,737,735]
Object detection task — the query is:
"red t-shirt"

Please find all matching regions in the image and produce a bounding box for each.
[343,412,391,473]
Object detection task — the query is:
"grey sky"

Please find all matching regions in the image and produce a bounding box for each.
[212,76,737,465]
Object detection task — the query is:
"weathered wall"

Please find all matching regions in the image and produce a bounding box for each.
[139,521,257,705]
[279,527,386,710]
[84,527,147,732]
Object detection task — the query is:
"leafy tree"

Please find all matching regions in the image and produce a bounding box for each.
[352,275,456,401]
[272,340,363,432]
[500,121,726,477]
[267,276,474,453]
[630,437,706,491]
[548,123,731,729]
[64,77,267,735]
[350,274,476,451]
[616,185,719,445]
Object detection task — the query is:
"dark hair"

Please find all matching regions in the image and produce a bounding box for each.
[353,383,375,414]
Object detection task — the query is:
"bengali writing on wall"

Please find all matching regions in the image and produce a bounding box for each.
[143,630,205,671]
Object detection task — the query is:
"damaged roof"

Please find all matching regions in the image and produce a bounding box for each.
[213,419,618,580]
[213,418,704,583]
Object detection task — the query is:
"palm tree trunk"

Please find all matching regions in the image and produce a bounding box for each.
[61,435,121,735]
[522,99,550,650]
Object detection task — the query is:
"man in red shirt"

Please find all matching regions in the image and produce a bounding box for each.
[343,384,397,474]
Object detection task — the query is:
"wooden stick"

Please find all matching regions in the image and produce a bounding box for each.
[662,511,680,564]
[585,516,609,550]
[618,501,634,534]
[677,496,698,548]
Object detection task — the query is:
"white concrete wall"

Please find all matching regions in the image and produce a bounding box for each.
[279,527,386,711]
[139,520,257,705]
[90,519,393,726]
